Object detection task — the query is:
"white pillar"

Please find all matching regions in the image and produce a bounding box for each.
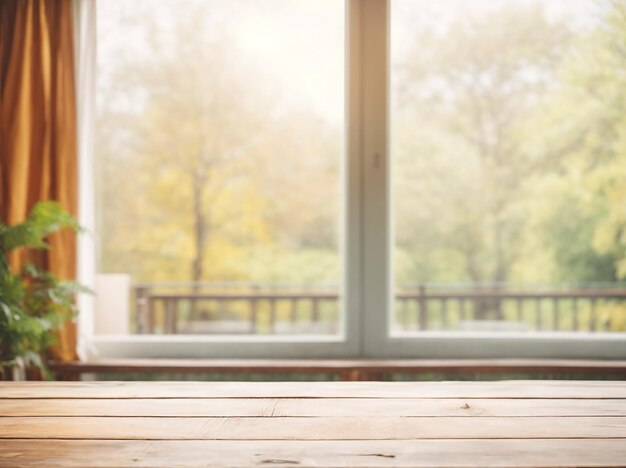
[95,274,131,335]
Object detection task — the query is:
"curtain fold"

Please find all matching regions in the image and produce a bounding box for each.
[0,0,79,362]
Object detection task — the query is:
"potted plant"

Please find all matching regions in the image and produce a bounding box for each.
[0,201,88,380]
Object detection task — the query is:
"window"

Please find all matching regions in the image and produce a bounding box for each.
[79,0,626,359]
[382,0,626,358]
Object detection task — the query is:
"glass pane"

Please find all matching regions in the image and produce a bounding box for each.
[392,0,626,334]
[96,0,344,336]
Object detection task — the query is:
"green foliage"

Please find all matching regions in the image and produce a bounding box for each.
[533,0,626,281]
[0,201,87,373]
[392,0,626,286]
[541,192,617,282]
[394,2,571,284]
[0,202,79,253]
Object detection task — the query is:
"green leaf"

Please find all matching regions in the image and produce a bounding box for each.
[23,351,44,370]
[0,201,80,253]
[0,300,12,321]
[0,201,88,370]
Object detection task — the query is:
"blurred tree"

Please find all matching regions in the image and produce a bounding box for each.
[133,10,272,285]
[527,0,626,282]
[395,4,571,288]
[96,1,342,288]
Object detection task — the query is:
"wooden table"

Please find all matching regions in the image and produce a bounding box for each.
[1,380,626,467]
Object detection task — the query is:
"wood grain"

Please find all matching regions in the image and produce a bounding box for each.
[2,397,626,417]
[3,416,626,440]
[2,381,625,467]
[2,381,626,399]
[3,439,626,468]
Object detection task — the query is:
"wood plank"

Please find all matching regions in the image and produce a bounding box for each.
[2,397,626,417]
[49,358,626,376]
[3,439,626,468]
[2,381,626,399]
[2,416,626,440]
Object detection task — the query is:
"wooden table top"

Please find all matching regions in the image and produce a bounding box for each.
[1,380,626,468]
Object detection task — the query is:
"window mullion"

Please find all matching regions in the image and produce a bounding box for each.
[345,0,365,356]
[359,0,391,357]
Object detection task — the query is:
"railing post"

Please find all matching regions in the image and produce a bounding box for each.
[147,297,156,334]
[312,298,320,324]
[250,299,258,334]
[418,285,428,330]
[165,298,177,334]
[291,298,298,326]
[135,286,150,334]
[441,298,448,329]
[553,297,560,331]
[589,298,597,332]
[460,298,466,322]
[535,298,542,331]
[494,283,503,320]
[400,296,407,329]
[269,298,277,334]
[472,285,480,320]
[249,286,260,334]
[516,298,523,322]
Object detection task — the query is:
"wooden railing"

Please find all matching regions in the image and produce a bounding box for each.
[395,288,626,333]
[134,289,338,334]
[133,285,626,334]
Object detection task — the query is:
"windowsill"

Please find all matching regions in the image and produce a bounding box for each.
[88,332,626,359]
[89,334,354,359]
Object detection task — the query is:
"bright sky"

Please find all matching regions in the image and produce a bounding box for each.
[235,1,345,125]
[98,0,602,127]
[98,0,345,126]
[391,0,605,60]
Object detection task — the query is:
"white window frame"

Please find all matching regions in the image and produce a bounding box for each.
[75,0,626,360]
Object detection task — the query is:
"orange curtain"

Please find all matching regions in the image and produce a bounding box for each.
[0,0,78,361]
